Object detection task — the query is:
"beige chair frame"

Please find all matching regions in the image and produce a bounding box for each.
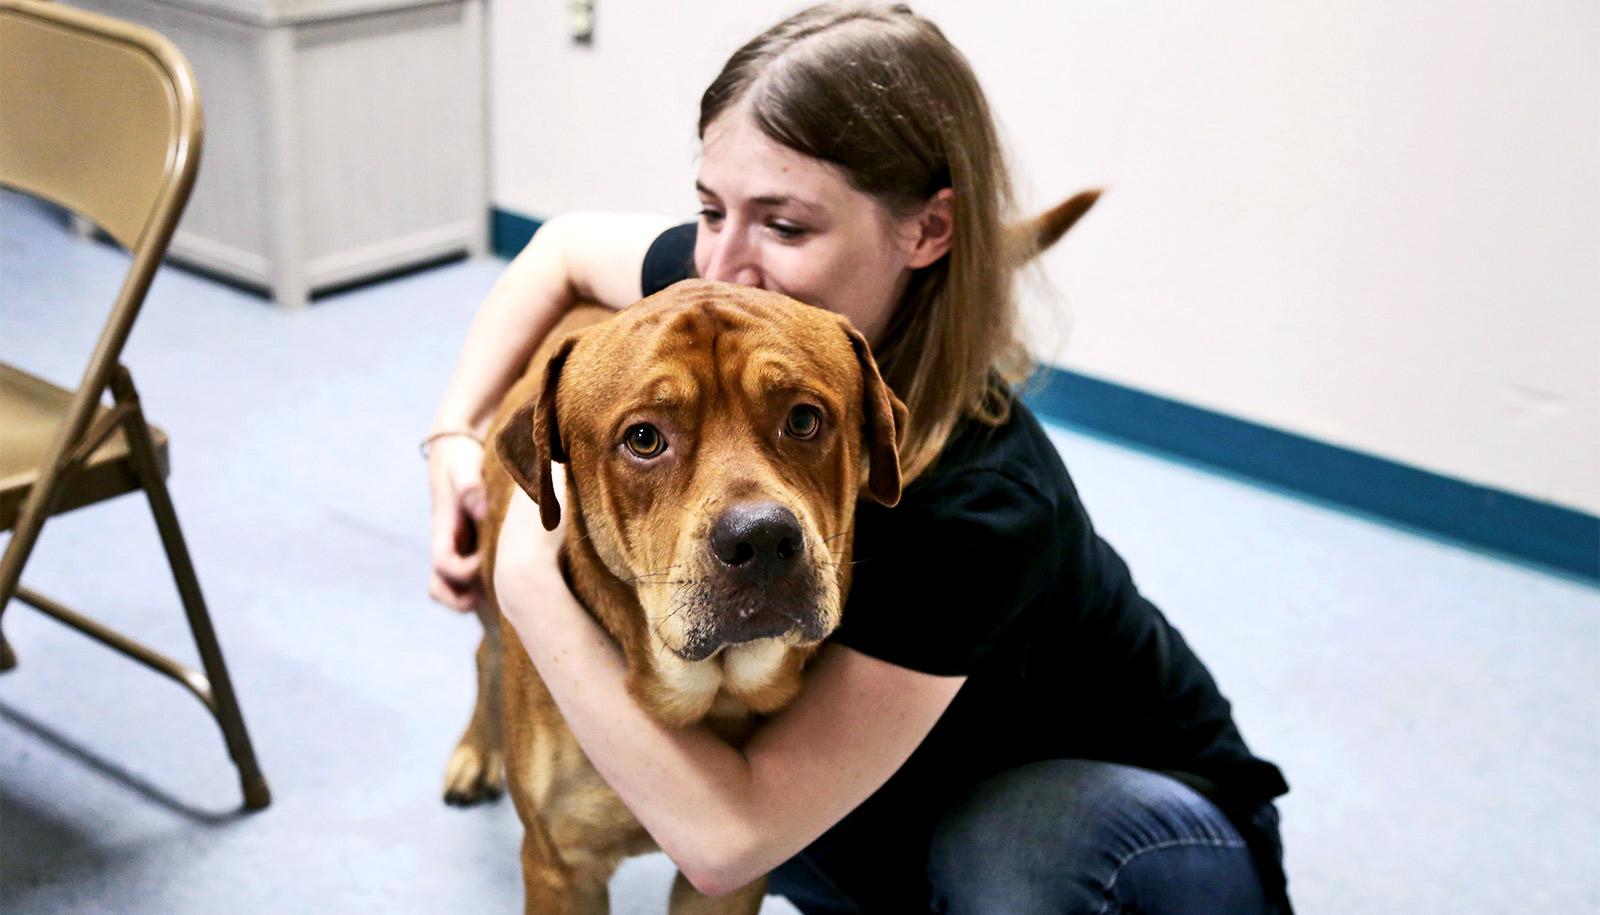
[0,0,269,810]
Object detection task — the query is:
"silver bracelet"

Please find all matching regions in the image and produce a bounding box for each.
[419,429,485,459]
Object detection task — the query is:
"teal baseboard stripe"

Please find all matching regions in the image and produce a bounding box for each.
[491,208,543,260]
[1023,367,1600,583]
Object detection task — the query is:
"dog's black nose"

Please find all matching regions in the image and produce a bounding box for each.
[710,502,804,582]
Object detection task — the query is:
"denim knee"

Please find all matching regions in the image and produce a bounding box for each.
[927,759,1271,915]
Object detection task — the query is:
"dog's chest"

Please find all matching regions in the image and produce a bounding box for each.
[721,638,791,695]
[651,639,791,723]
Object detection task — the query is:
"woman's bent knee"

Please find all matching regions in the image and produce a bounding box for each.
[927,760,1271,915]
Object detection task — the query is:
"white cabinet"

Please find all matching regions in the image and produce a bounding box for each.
[72,0,487,307]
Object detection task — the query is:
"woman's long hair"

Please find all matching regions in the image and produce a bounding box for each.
[699,3,1025,482]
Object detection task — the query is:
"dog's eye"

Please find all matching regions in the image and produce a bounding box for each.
[784,406,822,440]
[625,423,666,458]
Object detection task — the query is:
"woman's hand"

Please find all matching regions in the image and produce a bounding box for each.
[427,434,490,612]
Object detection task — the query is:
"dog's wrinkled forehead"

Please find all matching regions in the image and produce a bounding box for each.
[567,280,858,407]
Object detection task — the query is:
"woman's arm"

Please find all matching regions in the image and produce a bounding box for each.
[494,486,964,897]
[427,211,676,611]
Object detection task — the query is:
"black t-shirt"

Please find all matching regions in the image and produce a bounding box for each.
[642,224,1290,911]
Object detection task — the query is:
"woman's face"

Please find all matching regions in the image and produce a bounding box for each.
[694,113,937,344]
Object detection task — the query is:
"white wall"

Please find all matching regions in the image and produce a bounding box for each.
[488,1,1600,516]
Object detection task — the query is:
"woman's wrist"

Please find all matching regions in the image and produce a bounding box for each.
[508,548,569,602]
[430,402,494,438]
[494,491,571,625]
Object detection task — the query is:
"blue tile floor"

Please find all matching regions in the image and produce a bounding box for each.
[2,191,1596,913]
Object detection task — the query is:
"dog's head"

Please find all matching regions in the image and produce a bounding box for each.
[497,279,906,719]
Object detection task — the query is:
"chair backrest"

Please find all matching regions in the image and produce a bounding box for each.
[0,0,203,503]
[0,0,201,253]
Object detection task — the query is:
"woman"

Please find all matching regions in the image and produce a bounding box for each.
[428,4,1291,912]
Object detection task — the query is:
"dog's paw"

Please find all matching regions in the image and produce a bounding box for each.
[442,741,506,807]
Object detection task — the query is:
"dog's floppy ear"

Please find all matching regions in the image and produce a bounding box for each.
[840,321,908,507]
[495,336,577,531]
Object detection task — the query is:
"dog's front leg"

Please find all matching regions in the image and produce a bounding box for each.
[669,871,767,915]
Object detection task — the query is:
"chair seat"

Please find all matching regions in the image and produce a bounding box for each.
[0,362,169,532]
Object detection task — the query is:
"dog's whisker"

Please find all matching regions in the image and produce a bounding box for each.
[636,563,686,573]
[627,567,688,584]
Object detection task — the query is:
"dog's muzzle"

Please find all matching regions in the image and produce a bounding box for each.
[673,502,829,661]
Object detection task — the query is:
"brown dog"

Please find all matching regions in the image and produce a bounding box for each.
[463,280,908,914]
[443,192,1101,914]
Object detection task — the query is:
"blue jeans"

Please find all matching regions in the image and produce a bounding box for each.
[770,759,1283,914]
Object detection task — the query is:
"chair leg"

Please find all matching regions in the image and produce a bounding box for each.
[1,485,60,676]
[111,367,271,811]
[0,443,70,674]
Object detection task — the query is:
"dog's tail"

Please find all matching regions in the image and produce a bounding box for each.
[1005,188,1102,267]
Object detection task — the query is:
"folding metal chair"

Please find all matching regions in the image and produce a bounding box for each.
[0,0,270,810]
